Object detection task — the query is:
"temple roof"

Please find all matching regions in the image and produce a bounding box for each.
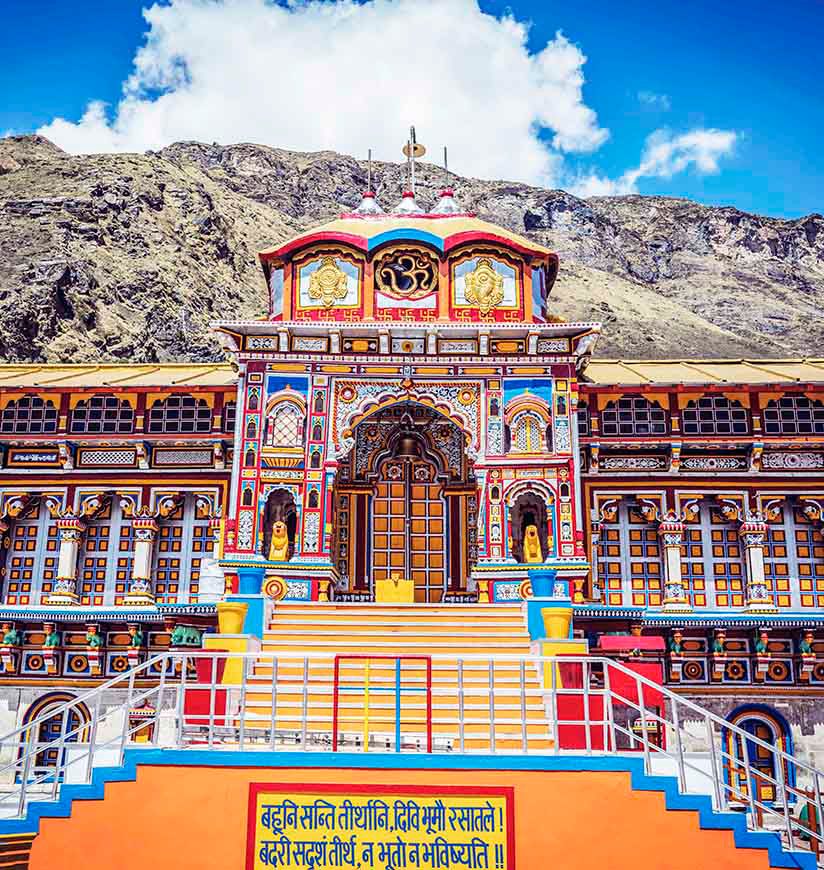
[0,363,235,388]
[584,358,824,387]
[259,214,554,262]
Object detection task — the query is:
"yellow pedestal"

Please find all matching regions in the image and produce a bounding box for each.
[204,635,253,686]
[217,601,248,634]
[375,576,414,603]
[541,606,573,640]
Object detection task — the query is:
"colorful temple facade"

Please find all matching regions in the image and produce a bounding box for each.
[1,186,823,767]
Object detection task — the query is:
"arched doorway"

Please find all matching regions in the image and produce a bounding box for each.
[722,704,794,806]
[262,489,298,561]
[18,694,90,782]
[333,402,476,602]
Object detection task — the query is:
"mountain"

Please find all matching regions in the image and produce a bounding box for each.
[1,135,822,363]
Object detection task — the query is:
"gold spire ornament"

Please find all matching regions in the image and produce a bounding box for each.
[308,257,349,307]
[463,257,505,315]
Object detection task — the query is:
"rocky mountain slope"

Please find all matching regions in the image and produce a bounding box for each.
[1,135,822,363]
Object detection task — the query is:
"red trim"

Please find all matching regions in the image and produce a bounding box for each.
[262,232,369,260]
[246,781,515,870]
[445,231,558,261]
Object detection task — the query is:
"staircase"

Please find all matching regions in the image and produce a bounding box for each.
[244,602,553,751]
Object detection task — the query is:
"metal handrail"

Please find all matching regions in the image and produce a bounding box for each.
[0,650,821,864]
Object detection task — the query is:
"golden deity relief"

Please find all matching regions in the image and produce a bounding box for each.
[308,257,349,307]
[463,257,504,314]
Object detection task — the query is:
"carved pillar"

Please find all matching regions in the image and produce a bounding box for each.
[45,516,86,605]
[659,515,691,612]
[740,514,777,613]
[124,517,159,605]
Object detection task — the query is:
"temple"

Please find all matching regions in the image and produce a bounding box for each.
[1,170,824,868]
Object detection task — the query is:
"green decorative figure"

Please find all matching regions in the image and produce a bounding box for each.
[129,628,144,649]
[669,630,683,655]
[800,632,814,656]
[2,627,20,646]
[712,637,726,654]
[86,631,102,648]
[755,632,769,655]
[170,625,202,647]
[43,629,60,648]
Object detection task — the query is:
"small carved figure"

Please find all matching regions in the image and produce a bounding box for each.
[268,520,290,561]
[128,626,144,649]
[86,629,102,648]
[523,524,543,563]
[43,628,60,648]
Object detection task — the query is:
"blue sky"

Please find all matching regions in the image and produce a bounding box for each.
[1,0,822,218]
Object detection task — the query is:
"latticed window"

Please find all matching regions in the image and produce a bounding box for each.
[764,502,824,608]
[4,501,59,605]
[577,402,590,436]
[147,394,212,434]
[0,396,58,434]
[511,412,544,453]
[153,495,212,604]
[78,500,133,606]
[681,396,749,436]
[600,395,668,437]
[596,501,663,606]
[680,501,745,607]
[763,395,824,436]
[267,401,304,448]
[223,401,237,434]
[69,395,134,434]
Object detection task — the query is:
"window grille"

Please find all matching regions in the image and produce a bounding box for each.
[153,495,212,604]
[268,401,304,448]
[511,412,544,453]
[223,401,237,434]
[600,395,667,437]
[147,394,212,434]
[4,502,59,604]
[764,502,824,608]
[0,396,58,434]
[577,402,590,437]
[69,395,134,435]
[763,395,824,436]
[680,501,744,607]
[596,501,663,606]
[681,396,750,436]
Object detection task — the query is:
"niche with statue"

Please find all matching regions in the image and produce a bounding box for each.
[262,489,298,561]
[509,491,554,563]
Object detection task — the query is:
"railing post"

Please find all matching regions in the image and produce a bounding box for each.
[773,745,794,849]
[519,659,527,753]
[17,726,34,818]
[550,656,559,754]
[269,656,278,750]
[52,702,71,798]
[118,666,137,765]
[488,660,496,754]
[301,656,309,750]
[603,663,615,752]
[638,679,651,774]
[238,653,248,749]
[152,654,168,747]
[176,654,187,748]
[671,696,687,793]
[583,659,592,755]
[741,733,759,827]
[814,768,824,856]
[457,658,465,754]
[84,689,103,783]
[705,717,724,811]
[207,653,217,748]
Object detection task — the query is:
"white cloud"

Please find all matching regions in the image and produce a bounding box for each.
[637,90,671,111]
[36,0,608,186]
[570,128,739,197]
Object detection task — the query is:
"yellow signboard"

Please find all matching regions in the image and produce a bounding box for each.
[247,783,514,870]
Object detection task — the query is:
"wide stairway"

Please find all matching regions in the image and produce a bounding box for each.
[243,602,553,751]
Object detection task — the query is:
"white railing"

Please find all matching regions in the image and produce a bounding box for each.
[0,651,821,864]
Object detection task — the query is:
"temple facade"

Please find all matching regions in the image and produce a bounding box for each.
[1,187,823,766]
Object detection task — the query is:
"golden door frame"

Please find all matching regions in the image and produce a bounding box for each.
[332,401,477,601]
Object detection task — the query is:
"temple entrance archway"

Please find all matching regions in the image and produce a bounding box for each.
[332,401,476,602]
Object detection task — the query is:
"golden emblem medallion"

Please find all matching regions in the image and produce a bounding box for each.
[308,257,350,308]
[463,257,504,314]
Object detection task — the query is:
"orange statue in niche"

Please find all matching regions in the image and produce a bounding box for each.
[268,521,290,561]
[523,524,543,563]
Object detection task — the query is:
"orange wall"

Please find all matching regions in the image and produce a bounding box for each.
[30,765,770,870]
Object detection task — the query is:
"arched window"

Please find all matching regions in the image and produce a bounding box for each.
[78,498,133,606]
[153,494,212,604]
[147,394,212,434]
[4,499,59,605]
[313,392,325,413]
[511,412,545,453]
[267,400,305,448]
[577,401,590,436]
[682,395,749,436]
[600,395,668,437]
[19,694,90,783]
[308,489,320,509]
[0,395,58,434]
[244,447,255,467]
[69,395,134,434]
[312,423,323,441]
[223,401,237,434]
[763,394,824,435]
[310,449,322,469]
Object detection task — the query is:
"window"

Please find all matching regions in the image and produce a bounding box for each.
[596,500,663,606]
[511,412,545,453]
[147,394,212,434]
[267,400,305,448]
[600,395,667,437]
[680,501,745,607]
[153,494,212,604]
[69,395,134,434]
[682,396,749,436]
[4,500,59,604]
[0,396,58,434]
[764,501,824,608]
[577,402,590,437]
[78,500,134,606]
[223,401,237,434]
[763,395,824,436]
